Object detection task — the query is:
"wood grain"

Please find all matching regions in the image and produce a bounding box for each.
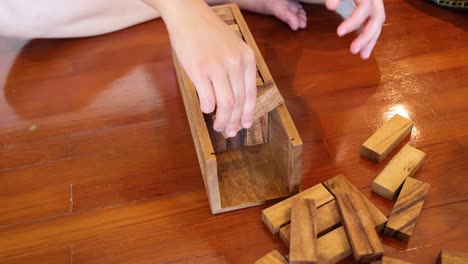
[385,177,430,241]
[244,114,268,146]
[262,184,333,235]
[324,174,388,232]
[438,249,468,264]
[317,226,352,264]
[372,144,426,200]
[255,250,288,264]
[279,200,341,248]
[382,256,413,264]
[361,114,414,162]
[290,198,317,264]
[336,192,383,262]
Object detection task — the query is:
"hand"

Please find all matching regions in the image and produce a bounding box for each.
[234,0,308,31]
[153,0,257,137]
[326,0,386,59]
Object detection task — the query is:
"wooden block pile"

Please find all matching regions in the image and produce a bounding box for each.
[256,114,437,263]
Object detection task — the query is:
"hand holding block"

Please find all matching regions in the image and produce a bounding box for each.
[438,249,468,264]
[262,184,333,235]
[361,114,413,162]
[372,144,426,200]
[290,198,318,264]
[324,174,388,232]
[385,177,430,241]
[336,192,383,262]
[255,250,288,264]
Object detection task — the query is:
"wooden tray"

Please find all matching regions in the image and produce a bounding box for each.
[172,3,303,214]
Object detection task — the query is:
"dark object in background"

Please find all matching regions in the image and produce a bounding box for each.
[427,0,467,11]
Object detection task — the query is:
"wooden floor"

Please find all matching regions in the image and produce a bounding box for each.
[0,1,467,263]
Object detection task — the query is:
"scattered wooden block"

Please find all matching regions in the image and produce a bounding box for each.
[336,192,383,262]
[438,249,468,264]
[290,198,318,264]
[255,250,288,264]
[324,174,388,232]
[262,184,334,235]
[382,256,413,264]
[372,144,426,200]
[244,114,268,146]
[361,114,414,162]
[385,177,430,241]
[279,200,341,247]
[317,226,352,264]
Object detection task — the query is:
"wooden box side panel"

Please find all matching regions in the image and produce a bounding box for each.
[230,4,273,83]
[268,105,303,193]
[172,52,221,213]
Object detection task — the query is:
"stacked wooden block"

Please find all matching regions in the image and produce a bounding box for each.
[256,114,436,263]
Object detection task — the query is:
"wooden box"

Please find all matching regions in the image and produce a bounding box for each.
[172,4,303,214]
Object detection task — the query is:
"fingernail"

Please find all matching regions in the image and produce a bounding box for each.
[214,126,222,132]
[337,28,345,37]
[363,51,371,59]
[243,121,252,128]
[227,130,237,137]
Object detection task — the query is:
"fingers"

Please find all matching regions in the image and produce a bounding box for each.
[275,6,301,30]
[273,1,307,31]
[325,0,341,10]
[297,5,307,29]
[193,75,216,114]
[225,59,246,137]
[360,28,381,59]
[337,2,371,37]
[210,68,234,133]
[241,50,257,129]
[337,0,385,59]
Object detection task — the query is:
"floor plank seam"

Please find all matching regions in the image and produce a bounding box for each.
[0,187,207,229]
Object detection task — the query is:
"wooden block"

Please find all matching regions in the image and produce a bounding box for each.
[278,200,341,247]
[255,250,288,264]
[230,24,243,39]
[204,113,227,152]
[324,174,388,232]
[255,81,284,122]
[438,249,468,264]
[256,77,264,85]
[262,184,334,235]
[384,177,430,241]
[281,226,352,263]
[317,226,352,264]
[372,144,426,200]
[290,198,318,264]
[244,114,268,146]
[336,192,383,262]
[382,256,413,264]
[361,114,414,162]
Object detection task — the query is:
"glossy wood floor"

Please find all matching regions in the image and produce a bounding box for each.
[0,1,467,263]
